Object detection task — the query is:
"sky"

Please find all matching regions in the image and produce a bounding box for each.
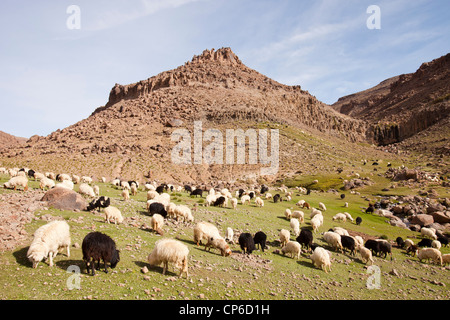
[0,0,449,138]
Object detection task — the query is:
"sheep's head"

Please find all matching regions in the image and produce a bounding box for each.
[111,249,120,268]
[27,243,48,268]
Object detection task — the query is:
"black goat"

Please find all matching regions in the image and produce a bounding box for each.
[273,194,281,203]
[86,196,111,211]
[395,237,405,248]
[238,233,255,254]
[184,185,192,193]
[253,231,267,252]
[149,202,168,218]
[190,188,203,197]
[213,196,226,207]
[260,185,269,195]
[296,228,313,252]
[356,217,362,225]
[341,235,356,256]
[82,232,120,276]
[418,238,433,247]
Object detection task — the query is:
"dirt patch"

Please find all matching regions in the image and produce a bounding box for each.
[0,190,47,252]
[230,252,273,271]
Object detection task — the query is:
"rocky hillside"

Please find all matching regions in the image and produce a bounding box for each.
[1,48,381,183]
[0,131,26,152]
[332,53,450,147]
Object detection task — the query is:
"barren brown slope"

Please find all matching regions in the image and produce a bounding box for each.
[0,131,26,152]
[332,53,450,146]
[1,48,381,182]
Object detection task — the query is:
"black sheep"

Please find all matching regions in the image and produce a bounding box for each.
[395,237,405,248]
[249,191,255,199]
[260,185,269,195]
[356,217,362,225]
[378,241,393,260]
[418,238,433,247]
[340,194,345,199]
[27,169,36,179]
[156,185,165,194]
[437,233,449,247]
[86,196,111,211]
[273,194,281,203]
[296,228,313,252]
[213,196,226,207]
[253,231,267,252]
[238,233,255,254]
[238,189,245,198]
[365,206,374,214]
[190,188,203,197]
[149,202,168,218]
[82,232,120,276]
[341,235,356,256]
[184,185,192,193]
[364,239,380,256]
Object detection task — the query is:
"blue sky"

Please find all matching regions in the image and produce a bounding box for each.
[0,0,449,138]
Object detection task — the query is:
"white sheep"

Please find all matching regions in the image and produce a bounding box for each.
[442,254,450,266]
[281,241,302,259]
[79,183,96,197]
[121,189,130,201]
[290,218,300,237]
[147,190,159,201]
[254,197,264,207]
[205,193,217,207]
[104,206,124,225]
[417,248,442,265]
[323,231,343,252]
[57,173,71,182]
[173,205,194,223]
[39,177,55,190]
[240,195,251,205]
[292,210,304,223]
[311,213,323,233]
[404,239,414,249]
[81,176,93,184]
[93,185,100,196]
[147,238,189,278]
[357,245,374,265]
[296,200,305,207]
[27,220,71,268]
[431,240,441,250]
[193,221,221,246]
[265,193,273,199]
[230,198,238,210]
[225,227,234,244]
[343,212,354,222]
[72,175,81,184]
[3,176,29,191]
[166,202,178,219]
[56,180,74,190]
[285,208,292,220]
[318,202,327,211]
[332,226,349,236]
[310,208,322,219]
[150,213,165,232]
[205,237,232,257]
[279,229,290,247]
[130,184,137,196]
[420,227,437,240]
[310,247,332,273]
[332,213,347,223]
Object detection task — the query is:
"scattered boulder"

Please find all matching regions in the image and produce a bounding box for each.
[41,188,88,211]
[409,214,434,227]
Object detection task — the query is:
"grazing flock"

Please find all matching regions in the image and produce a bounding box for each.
[1,166,449,283]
